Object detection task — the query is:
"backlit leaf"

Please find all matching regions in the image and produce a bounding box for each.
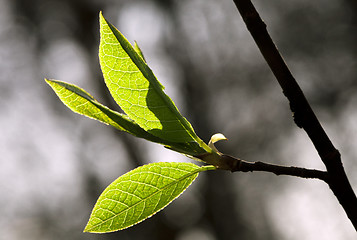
[45,79,209,155]
[99,13,206,147]
[45,79,162,142]
[84,162,215,233]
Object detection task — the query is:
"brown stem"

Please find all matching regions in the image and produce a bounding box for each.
[199,154,328,181]
[234,160,329,181]
[232,0,357,229]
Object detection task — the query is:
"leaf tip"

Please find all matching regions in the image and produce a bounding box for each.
[99,11,106,25]
[83,224,91,233]
[209,133,227,144]
[83,221,100,233]
[45,78,55,88]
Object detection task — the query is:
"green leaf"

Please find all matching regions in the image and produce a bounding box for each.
[99,13,206,146]
[84,162,215,233]
[45,79,163,142]
[45,79,208,155]
[208,133,228,154]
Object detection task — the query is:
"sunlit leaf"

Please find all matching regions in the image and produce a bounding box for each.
[99,12,206,147]
[45,79,209,155]
[84,162,215,233]
[45,79,163,142]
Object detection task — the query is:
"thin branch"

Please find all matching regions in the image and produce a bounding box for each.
[220,154,328,181]
[234,159,329,182]
[232,0,357,229]
[199,154,328,181]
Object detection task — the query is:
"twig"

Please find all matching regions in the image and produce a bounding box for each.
[199,154,328,181]
[232,0,357,229]
[226,155,328,181]
[234,159,329,181]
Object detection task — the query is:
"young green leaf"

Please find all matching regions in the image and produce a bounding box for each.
[45,79,208,155]
[208,133,228,154]
[84,162,215,233]
[99,13,208,149]
[45,79,163,142]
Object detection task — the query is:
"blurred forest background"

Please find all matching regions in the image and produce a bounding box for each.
[1,0,356,239]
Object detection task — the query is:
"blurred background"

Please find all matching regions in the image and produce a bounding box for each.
[1,0,356,239]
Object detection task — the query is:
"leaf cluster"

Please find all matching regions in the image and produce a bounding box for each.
[46,12,220,233]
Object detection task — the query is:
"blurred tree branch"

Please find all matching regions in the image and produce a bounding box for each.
[232,0,357,229]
